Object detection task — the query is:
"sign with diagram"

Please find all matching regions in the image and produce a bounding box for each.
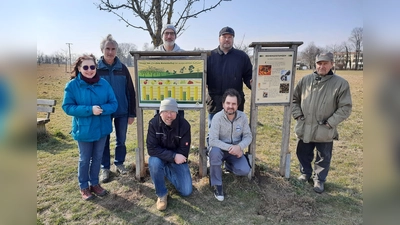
[255,51,294,104]
[137,59,204,107]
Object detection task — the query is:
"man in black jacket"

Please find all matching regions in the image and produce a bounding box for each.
[206,26,252,127]
[146,98,192,211]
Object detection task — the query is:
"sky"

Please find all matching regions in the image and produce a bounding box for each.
[28,0,367,58]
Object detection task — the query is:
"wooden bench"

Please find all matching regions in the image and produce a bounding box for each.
[37,99,56,135]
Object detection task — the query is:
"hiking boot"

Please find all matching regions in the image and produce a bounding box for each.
[213,185,224,201]
[100,169,110,183]
[90,184,108,196]
[80,188,94,200]
[115,164,128,175]
[313,180,324,193]
[156,194,168,211]
[297,174,311,182]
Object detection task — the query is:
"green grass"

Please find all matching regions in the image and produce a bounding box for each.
[37,64,363,224]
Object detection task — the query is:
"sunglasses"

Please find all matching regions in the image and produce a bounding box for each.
[82,65,96,70]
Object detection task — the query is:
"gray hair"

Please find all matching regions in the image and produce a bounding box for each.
[100,34,118,51]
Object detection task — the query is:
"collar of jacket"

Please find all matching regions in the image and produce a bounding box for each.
[97,56,122,70]
[216,46,234,55]
[313,69,334,80]
[221,109,241,122]
[77,73,101,86]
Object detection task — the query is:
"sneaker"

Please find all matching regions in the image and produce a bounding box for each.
[313,180,324,193]
[156,194,168,211]
[115,164,128,175]
[213,185,224,201]
[297,174,311,182]
[90,184,108,196]
[80,188,94,200]
[100,169,110,183]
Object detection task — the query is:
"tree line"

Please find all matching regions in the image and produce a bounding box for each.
[299,27,363,70]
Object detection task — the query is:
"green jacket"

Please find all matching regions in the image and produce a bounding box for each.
[292,71,352,143]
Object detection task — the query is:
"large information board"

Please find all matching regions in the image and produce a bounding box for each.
[255,51,294,104]
[137,59,204,108]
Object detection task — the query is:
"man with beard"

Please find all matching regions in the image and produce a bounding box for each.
[154,24,184,52]
[208,89,252,201]
[146,98,192,210]
[292,52,352,193]
[154,24,185,117]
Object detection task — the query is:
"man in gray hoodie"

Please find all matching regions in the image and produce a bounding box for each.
[208,88,252,201]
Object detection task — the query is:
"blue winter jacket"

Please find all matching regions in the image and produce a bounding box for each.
[97,56,136,118]
[62,74,118,142]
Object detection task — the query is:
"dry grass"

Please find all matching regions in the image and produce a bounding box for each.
[37,64,363,224]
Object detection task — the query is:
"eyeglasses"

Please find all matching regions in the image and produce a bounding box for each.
[82,65,96,70]
[164,32,175,36]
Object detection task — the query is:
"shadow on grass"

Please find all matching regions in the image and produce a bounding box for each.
[37,130,76,154]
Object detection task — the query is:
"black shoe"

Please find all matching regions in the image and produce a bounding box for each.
[213,185,224,201]
[313,180,324,193]
[297,174,311,182]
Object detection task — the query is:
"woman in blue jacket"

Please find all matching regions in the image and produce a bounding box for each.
[62,54,118,200]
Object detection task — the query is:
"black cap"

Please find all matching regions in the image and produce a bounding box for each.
[219,26,235,37]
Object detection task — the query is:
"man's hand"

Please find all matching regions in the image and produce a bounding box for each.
[228,145,243,158]
[128,117,135,125]
[174,153,187,164]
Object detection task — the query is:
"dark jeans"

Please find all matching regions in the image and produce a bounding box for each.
[296,139,333,182]
[101,116,128,169]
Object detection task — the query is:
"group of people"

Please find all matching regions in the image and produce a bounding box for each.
[61,24,352,210]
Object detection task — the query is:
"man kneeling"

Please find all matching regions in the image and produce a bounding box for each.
[208,89,252,201]
[146,98,192,210]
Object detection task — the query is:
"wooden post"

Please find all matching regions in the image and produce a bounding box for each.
[133,53,146,179]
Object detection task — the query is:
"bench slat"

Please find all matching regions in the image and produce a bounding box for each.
[37,99,56,106]
[37,105,55,113]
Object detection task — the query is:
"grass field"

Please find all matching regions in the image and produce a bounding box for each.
[37,64,363,225]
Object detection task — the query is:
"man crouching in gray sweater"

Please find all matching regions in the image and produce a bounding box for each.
[208,88,252,201]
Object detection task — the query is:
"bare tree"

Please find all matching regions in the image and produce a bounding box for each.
[117,43,137,66]
[349,27,363,70]
[341,41,353,70]
[300,42,321,70]
[37,50,44,65]
[95,0,229,48]
[234,34,251,55]
[142,43,153,51]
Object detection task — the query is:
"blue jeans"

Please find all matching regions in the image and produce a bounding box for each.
[148,156,192,197]
[77,136,107,189]
[102,116,128,169]
[296,139,333,182]
[209,147,251,186]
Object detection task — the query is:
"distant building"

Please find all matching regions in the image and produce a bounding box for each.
[333,51,363,70]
